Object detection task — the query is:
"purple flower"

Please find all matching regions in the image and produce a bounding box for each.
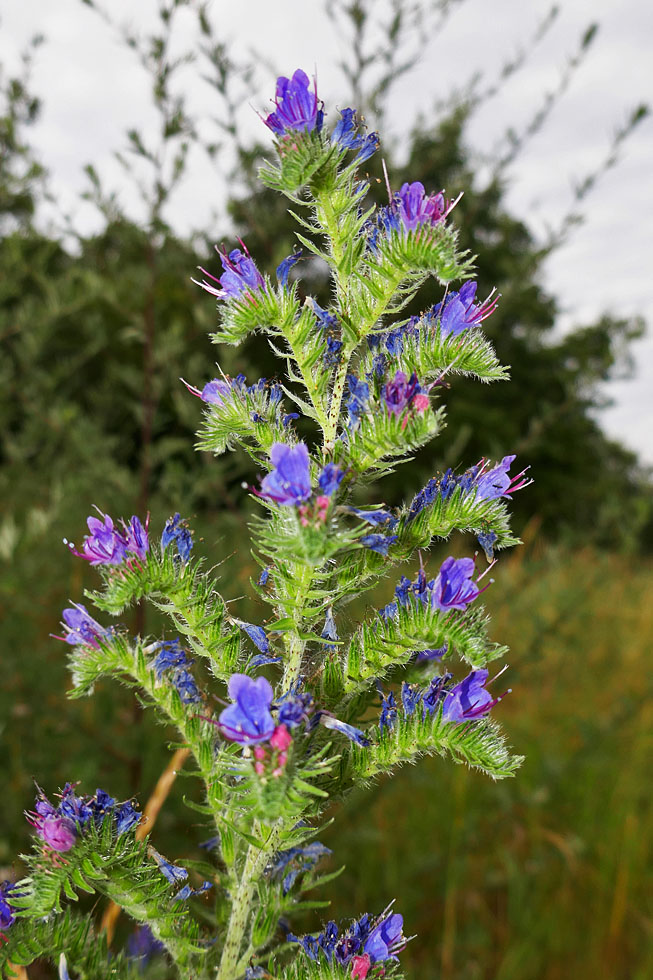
[320,714,371,747]
[396,181,446,232]
[276,248,303,286]
[283,412,300,427]
[258,442,312,506]
[249,653,283,668]
[477,529,498,561]
[441,669,497,723]
[219,674,276,744]
[61,603,110,648]
[430,556,480,613]
[161,513,194,562]
[381,370,421,417]
[123,515,149,560]
[318,463,344,496]
[183,377,234,406]
[361,533,397,555]
[364,913,405,962]
[264,69,322,136]
[258,566,271,587]
[434,281,499,338]
[194,246,265,301]
[415,644,447,662]
[39,814,77,852]
[65,512,127,566]
[474,455,532,501]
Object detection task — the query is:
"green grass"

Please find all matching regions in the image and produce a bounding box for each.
[319,540,653,979]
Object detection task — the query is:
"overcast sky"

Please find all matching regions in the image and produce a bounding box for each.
[2,0,652,462]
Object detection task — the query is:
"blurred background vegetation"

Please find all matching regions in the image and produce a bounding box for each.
[1,1,651,976]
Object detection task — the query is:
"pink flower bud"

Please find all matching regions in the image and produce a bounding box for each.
[316,495,330,510]
[270,724,292,751]
[253,745,267,761]
[254,762,266,776]
[351,954,371,979]
[413,393,430,413]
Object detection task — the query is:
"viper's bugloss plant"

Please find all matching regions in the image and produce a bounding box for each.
[1,70,531,980]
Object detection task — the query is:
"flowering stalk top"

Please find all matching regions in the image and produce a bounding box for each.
[264,69,323,136]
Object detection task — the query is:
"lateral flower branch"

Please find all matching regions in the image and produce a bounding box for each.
[1,68,531,980]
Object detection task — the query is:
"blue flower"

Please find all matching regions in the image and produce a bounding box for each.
[321,607,339,648]
[161,513,194,562]
[0,881,20,932]
[114,800,142,834]
[345,375,370,430]
[331,107,379,163]
[401,682,422,717]
[171,667,202,705]
[237,621,270,654]
[282,412,300,427]
[320,714,371,747]
[219,674,276,744]
[379,691,397,732]
[422,673,451,716]
[152,638,190,680]
[324,336,343,365]
[270,841,332,894]
[249,654,283,668]
[276,248,303,286]
[264,69,323,136]
[258,566,271,587]
[477,529,498,561]
[349,507,398,530]
[126,925,165,964]
[172,880,213,902]
[259,442,312,506]
[415,644,447,662]
[150,847,189,884]
[309,298,339,332]
[361,533,397,555]
[318,463,344,496]
[430,556,480,613]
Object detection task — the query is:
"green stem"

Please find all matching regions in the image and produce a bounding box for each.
[323,349,353,453]
[217,827,281,980]
[281,562,313,689]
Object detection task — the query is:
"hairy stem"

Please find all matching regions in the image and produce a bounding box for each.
[217,826,281,980]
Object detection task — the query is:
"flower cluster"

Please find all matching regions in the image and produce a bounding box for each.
[151,638,202,704]
[407,454,531,523]
[380,668,510,734]
[65,512,149,566]
[290,907,407,978]
[257,442,343,517]
[26,784,141,854]
[331,107,379,164]
[381,370,430,419]
[218,674,371,754]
